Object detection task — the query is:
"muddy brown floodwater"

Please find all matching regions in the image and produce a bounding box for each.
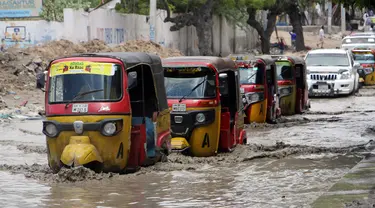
[2,88,375,208]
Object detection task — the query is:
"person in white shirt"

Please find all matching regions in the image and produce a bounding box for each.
[364,12,369,28]
[317,25,325,48]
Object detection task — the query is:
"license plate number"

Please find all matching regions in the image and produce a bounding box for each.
[72,104,88,113]
[318,85,329,90]
[172,104,186,112]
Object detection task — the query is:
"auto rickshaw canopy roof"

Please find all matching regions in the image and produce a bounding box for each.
[227,54,256,61]
[268,55,306,65]
[254,55,276,67]
[162,56,237,73]
[49,52,168,111]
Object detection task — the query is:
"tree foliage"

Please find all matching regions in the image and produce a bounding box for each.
[333,0,375,9]
[40,0,104,21]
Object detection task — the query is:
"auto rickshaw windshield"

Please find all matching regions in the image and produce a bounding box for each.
[239,66,264,85]
[48,62,122,103]
[305,53,350,66]
[164,67,216,99]
[276,61,293,80]
[353,52,375,63]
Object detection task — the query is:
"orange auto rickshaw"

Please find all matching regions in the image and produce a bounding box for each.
[234,55,280,123]
[162,56,246,157]
[271,55,310,115]
[352,48,375,86]
[41,52,171,173]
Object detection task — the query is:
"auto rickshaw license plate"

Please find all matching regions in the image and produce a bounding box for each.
[172,104,186,112]
[72,104,88,113]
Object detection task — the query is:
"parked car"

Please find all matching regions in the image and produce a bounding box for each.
[304,49,360,97]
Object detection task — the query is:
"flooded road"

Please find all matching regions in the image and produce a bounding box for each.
[1,89,375,207]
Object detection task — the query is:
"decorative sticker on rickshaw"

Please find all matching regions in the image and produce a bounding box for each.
[49,61,116,77]
[164,67,202,74]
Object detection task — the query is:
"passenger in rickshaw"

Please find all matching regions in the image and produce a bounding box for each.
[128,67,157,159]
[278,65,293,80]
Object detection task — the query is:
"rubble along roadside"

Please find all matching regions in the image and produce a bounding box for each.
[0,39,183,120]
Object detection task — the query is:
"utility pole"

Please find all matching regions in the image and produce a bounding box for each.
[149,0,157,42]
[341,4,346,34]
[327,0,332,34]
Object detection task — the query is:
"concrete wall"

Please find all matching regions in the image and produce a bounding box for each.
[1,8,260,56]
[0,20,64,48]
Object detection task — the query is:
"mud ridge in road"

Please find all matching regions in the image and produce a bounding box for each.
[0,140,47,154]
[247,116,343,129]
[1,141,372,183]
[16,144,47,154]
[304,110,375,115]
[145,141,373,172]
[0,164,121,183]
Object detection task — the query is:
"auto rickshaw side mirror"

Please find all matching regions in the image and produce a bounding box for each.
[128,71,138,89]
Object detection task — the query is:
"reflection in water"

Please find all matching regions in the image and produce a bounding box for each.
[0,172,50,207]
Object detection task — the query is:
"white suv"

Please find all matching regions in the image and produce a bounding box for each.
[304,49,360,96]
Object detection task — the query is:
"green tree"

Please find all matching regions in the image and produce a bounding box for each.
[243,0,282,54]
[160,0,220,56]
[285,0,306,51]
[40,0,93,21]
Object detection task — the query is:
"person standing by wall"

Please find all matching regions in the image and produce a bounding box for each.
[317,26,325,49]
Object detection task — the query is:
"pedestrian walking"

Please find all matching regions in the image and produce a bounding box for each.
[279,37,285,54]
[317,26,325,49]
[289,30,296,49]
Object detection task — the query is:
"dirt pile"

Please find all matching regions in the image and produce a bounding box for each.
[0,39,183,110]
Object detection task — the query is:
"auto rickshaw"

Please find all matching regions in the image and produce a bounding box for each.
[271,55,310,115]
[162,56,246,157]
[351,48,375,86]
[40,52,171,173]
[234,55,280,123]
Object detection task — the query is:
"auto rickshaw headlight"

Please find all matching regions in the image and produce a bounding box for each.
[196,113,206,123]
[102,122,117,136]
[45,123,58,137]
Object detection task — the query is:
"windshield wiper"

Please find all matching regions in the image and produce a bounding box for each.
[64,89,104,108]
[178,78,207,103]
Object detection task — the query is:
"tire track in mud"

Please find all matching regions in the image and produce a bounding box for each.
[2,141,373,183]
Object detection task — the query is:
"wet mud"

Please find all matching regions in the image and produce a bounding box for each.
[1,141,372,183]
[1,88,375,207]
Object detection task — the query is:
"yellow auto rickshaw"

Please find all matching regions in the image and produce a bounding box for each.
[271,55,310,115]
[352,48,375,86]
[41,52,171,173]
[162,56,247,157]
[235,55,280,123]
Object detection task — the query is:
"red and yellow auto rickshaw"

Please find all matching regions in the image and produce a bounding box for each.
[352,48,375,86]
[271,55,310,115]
[41,52,171,173]
[234,55,280,123]
[162,56,246,157]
